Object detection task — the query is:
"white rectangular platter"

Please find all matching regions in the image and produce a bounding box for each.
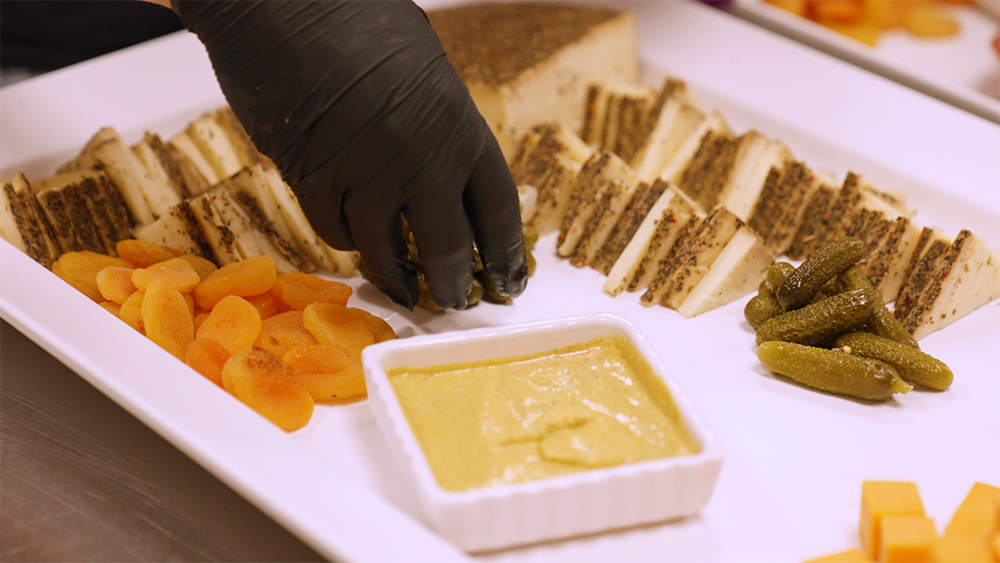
[2,1,998,561]
[727,0,1000,124]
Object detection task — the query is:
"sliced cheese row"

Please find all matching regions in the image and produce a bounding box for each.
[1,108,358,277]
[510,76,1000,338]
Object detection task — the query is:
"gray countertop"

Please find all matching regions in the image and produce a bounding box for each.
[1,319,327,562]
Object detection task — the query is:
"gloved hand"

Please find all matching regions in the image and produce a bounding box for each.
[174,0,528,310]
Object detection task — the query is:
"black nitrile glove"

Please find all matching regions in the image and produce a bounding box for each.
[174,0,527,310]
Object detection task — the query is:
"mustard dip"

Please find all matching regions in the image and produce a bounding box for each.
[387,336,699,492]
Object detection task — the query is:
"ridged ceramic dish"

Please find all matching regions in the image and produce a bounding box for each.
[362,313,724,552]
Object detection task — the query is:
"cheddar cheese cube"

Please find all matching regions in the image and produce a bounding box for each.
[945,482,1000,540]
[880,516,937,562]
[861,481,926,559]
[803,548,871,562]
[929,535,993,563]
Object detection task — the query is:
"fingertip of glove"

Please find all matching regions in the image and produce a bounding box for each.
[485,252,528,299]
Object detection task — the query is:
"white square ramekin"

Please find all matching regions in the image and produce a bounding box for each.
[361,312,723,552]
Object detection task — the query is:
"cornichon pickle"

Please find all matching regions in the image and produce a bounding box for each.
[764,262,796,294]
[523,224,539,250]
[777,236,865,310]
[835,332,952,390]
[745,294,784,329]
[838,266,919,349]
[756,288,877,346]
[758,341,912,400]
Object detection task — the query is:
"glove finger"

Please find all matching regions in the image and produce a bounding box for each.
[296,177,357,252]
[463,145,528,298]
[403,186,476,310]
[343,200,419,310]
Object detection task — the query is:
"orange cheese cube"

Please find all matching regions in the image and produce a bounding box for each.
[803,548,871,562]
[945,483,1000,540]
[861,481,926,559]
[929,535,993,563]
[881,516,937,562]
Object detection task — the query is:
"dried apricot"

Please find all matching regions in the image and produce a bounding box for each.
[303,303,374,357]
[132,257,201,293]
[193,310,209,334]
[177,254,218,280]
[245,291,283,321]
[194,255,277,310]
[283,345,366,400]
[99,301,122,317]
[272,272,352,311]
[222,348,313,431]
[254,311,318,358]
[120,290,145,333]
[116,239,183,268]
[96,266,138,304]
[142,280,194,360]
[52,251,133,303]
[348,308,396,343]
[183,292,196,317]
[185,337,230,387]
[196,295,262,354]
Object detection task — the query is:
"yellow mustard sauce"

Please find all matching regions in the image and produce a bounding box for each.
[387,336,699,492]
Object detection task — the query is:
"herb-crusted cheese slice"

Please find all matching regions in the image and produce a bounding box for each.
[641,205,743,309]
[658,111,731,186]
[1,173,61,267]
[900,230,1000,340]
[634,97,704,183]
[677,226,775,318]
[592,179,668,275]
[722,133,792,222]
[169,131,222,186]
[134,201,215,260]
[557,151,636,257]
[603,184,699,296]
[429,4,638,160]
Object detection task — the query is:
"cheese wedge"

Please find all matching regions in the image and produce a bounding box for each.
[592,179,668,275]
[0,173,61,267]
[899,229,1000,340]
[722,132,792,222]
[747,161,827,256]
[641,205,744,308]
[604,185,703,295]
[213,185,304,275]
[658,111,731,186]
[677,226,775,318]
[169,130,222,186]
[187,191,250,265]
[320,242,360,277]
[634,97,704,183]
[676,129,740,211]
[428,4,638,160]
[557,151,636,257]
[518,184,538,224]
[579,81,656,158]
[133,132,193,199]
[787,174,852,260]
[569,178,638,267]
[512,123,593,235]
[211,106,267,169]
[894,229,954,321]
[222,167,317,273]
[134,200,215,260]
[258,165,338,272]
[32,172,106,254]
[35,170,133,256]
[187,115,244,180]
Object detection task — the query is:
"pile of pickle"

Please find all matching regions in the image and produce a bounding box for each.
[745,236,953,401]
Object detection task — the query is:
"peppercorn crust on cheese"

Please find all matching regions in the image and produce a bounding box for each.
[428,3,639,161]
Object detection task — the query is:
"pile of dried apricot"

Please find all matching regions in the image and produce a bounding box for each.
[764,0,965,46]
[50,240,395,431]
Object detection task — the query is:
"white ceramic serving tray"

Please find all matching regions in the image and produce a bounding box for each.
[727,0,1000,124]
[1,1,998,561]
[363,313,724,552]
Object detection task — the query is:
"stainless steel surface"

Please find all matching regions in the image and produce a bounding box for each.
[0,319,327,562]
